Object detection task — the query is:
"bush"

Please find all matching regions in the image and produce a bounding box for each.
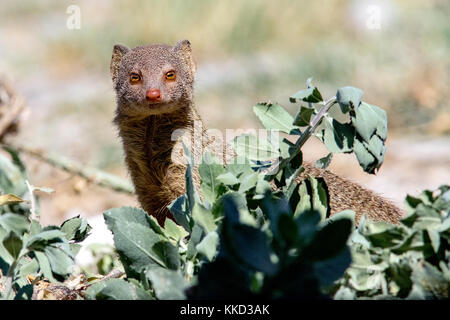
[0,79,448,300]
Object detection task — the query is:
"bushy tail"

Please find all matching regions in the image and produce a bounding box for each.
[299,162,404,225]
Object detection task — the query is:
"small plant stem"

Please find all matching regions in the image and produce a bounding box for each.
[267,96,337,177]
[25,180,38,221]
[295,96,337,150]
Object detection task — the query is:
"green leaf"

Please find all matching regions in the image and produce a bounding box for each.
[390,231,424,254]
[222,196,278,275]
[253,102,295,134]
[104,209,170,276]
[345,266,383,292]
[0,213,29,235]
[278,214,299,246]
[350,102,387,174]
[214,192,256,226]
[295,209,321,247]
[353,139,378,174]
[26,230,66,250]
[70,243,82,256]
[226,157,254,178]
[147,215,166,236]
[216,172,240,186]
[302,218,352,261]
[401,205,442,230]
[295,176,329,221]
[103,207,153,229]
[255,174,272,195]
[164,218,189,242]
[279,138,294,159]
[336,87,363,113]
[196,231,219,262]
[315,153,333,169]
[237,172,259,194]
[44,242,74,278]
[293,106,315,127]
[0,153,27,195]
[3,231,23,259]
[60,215,92,242]
[349,243,376,268]
[187,223,203,259]
[198,152,226,203]
[313,246,352,288]
[2,146,27,174]
[260,193,290,238]
[325,210,356,231]
[34,251,58,283]
[353,102,387,142]
[361,222,407,248]
[192,203,217,233]
[233,134,280,161]
[182,143,201,214]
[29,220,42,236]
[86,278,153,300]
[146,267,188,300]
[168,195,191,233]
[0,226,14,269]
[317,116,354,153]
[410,261,449,299]
[152,241,180,270]
[426,229,440,253]
[15,257,39,289]
[290,87,323,103]
[404,195,422,211]
[334,286,356,300]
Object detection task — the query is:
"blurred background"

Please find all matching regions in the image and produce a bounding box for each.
[0,0,448,226]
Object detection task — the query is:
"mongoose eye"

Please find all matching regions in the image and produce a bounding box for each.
[130,73,141,83]
[165,71,176,80]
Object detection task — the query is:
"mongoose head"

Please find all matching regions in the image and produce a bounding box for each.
[110,40,196,118]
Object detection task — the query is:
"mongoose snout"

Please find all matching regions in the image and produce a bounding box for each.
[146,88,161,102]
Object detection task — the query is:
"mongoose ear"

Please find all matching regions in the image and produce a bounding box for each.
[110,44,130,86]
[174,39,196,75]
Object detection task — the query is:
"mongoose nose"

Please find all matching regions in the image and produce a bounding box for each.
[146,89,161,101]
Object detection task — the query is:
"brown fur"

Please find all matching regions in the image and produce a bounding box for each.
[111,40,404,226]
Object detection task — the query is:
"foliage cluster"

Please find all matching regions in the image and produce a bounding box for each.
[0,80,448,300]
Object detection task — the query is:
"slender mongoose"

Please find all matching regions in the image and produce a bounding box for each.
[111,40,403,226]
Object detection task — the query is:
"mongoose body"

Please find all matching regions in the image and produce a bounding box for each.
[111,40,403,226]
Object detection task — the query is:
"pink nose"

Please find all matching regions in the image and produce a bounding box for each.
[146,89,161,101]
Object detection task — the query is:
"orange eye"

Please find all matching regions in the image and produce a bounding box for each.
[165,71,176,80]
[130,73,141,83]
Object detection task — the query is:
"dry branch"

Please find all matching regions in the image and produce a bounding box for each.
[0,77,25,141]
[2,143,135,195]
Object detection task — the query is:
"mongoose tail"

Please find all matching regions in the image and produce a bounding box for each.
[299,162,403,224]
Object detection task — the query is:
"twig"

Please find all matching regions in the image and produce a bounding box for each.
[0,77,25,141]
[267,96,337,176]
[25,180,38,221]
[0,95,24,139]
[1,143,134,195]
[101,269,124,281]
